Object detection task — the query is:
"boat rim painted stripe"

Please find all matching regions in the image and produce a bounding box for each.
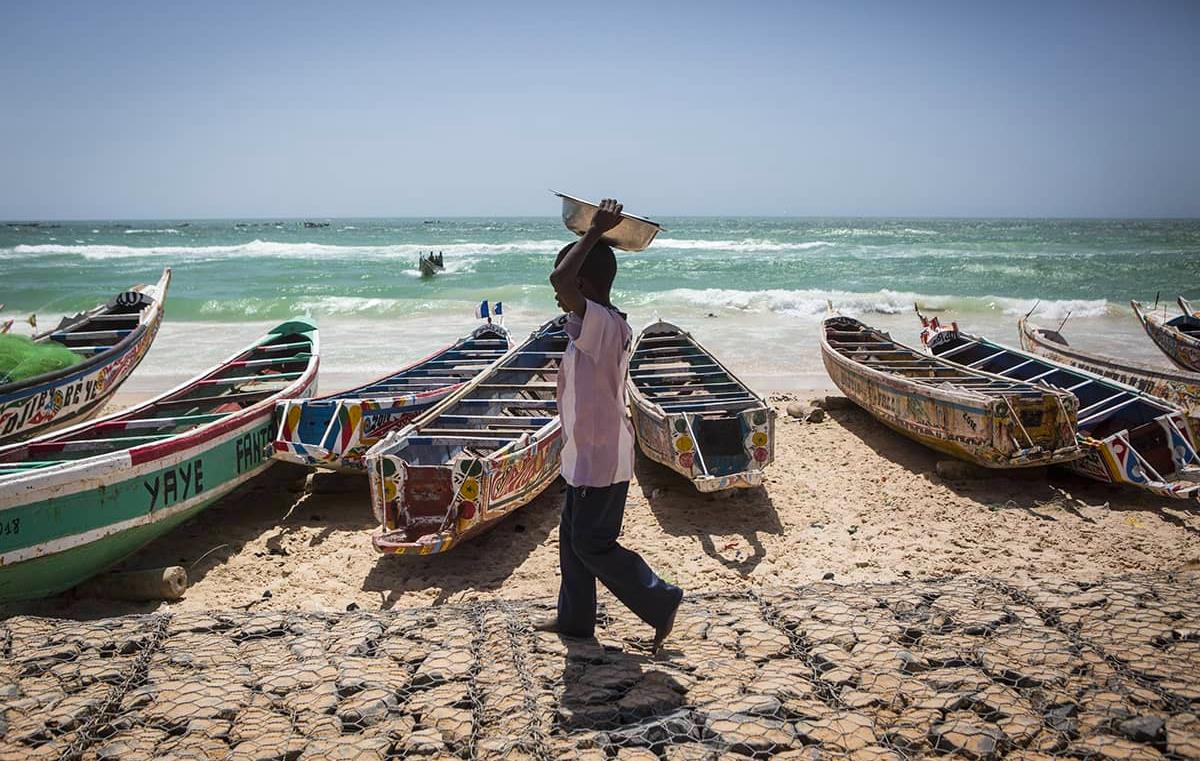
[0,405,281,510]
[0,363,317,497]
[0,459,271,567]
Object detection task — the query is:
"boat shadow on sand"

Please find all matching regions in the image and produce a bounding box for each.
[634,452,784,578]
[827,405,1200,536]
[362,484,561,608]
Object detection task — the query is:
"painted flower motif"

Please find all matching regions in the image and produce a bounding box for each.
[458,500,476,520]
[754,447,769,462]
[678,451,694,469]
[459,476,481,501]
[751,431,769,448]
[674,435,694,453]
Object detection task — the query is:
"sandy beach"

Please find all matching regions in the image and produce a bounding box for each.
[12,390,1199,620]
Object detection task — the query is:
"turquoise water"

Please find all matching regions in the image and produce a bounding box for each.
[3,218,1198,392]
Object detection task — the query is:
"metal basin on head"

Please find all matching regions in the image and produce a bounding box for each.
[553,190,662,252]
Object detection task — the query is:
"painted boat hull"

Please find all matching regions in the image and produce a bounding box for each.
[0,319,319,601]
[367,317,567,556]
[628,321,774,492]
[0,269,171,445]
[925,325,1200,501]
[0,421,278,601]
[369,429,563,555]
[1131,300,1200,373]
[270,324,508,472]
[1018,317,1200,423]
[823,316,1081,469]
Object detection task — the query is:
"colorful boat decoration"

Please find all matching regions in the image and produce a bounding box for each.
[366,316,567,556]
[1018,315,1200,423]
[0,318,319,602]
[1131,299,1200,373]
[272,321,509,472]
[823,315,1081,468]
[0,268,171,445]
[628,320,775,491]
[922,320,1200,501]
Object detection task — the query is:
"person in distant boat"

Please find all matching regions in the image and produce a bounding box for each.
[536,198,683,652]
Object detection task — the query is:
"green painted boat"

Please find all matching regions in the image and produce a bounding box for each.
[0,318,319,602]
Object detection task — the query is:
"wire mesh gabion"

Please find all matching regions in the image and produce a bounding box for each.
[1,572,1198,760]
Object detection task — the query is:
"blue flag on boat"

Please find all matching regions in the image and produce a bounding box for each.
[475,300,490,319]
[494,302,503,317]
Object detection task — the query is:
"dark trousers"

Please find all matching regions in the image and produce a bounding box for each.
[556,482,683,637]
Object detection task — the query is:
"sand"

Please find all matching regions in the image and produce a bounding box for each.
[14,392,1200,620]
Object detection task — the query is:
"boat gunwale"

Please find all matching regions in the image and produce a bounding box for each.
[0,267,172,399]
[0,318,320,491]
[820,316,1075,409]
[1019,317,1200,389]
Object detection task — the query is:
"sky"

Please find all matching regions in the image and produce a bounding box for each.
[1,0,1198,219]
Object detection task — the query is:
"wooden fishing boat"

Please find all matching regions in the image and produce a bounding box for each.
[418,252,444,278]
[627,320,775,491]
[0,268,171,445]
[1018,315,1200,421]
[822,315,1081,468]
[1131,299,1200,373]
[272,321,510,472]
[366,316,567,555]
[922,321,1200,500]
[0,318,319,601]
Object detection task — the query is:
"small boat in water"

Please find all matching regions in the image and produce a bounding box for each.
[1131,299,1200,373]
[418,251,445,278]
[922,320,1200,501]
[272,320,510,471]
[0,318,319,601]
[366,316,568,555]
[822,315,1081,468]
[1018,315,1200,422]
[0,268,171,445]
[628,320,774,491]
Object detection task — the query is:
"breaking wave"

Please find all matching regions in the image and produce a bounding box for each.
[3,239,572,261]
[632,288,1114,321]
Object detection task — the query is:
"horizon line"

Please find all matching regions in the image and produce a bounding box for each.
[5,214,1200,224]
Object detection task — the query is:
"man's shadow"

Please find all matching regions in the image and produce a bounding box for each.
[634,452,783,577]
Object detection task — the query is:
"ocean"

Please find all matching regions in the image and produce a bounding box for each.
[2,217,1198,394]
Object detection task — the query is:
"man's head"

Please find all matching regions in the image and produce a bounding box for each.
[555,241,617,311]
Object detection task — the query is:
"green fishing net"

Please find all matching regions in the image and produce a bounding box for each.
[0,335,82,385]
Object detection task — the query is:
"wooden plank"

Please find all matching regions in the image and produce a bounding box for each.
[406,435,508,446]
[227,354,312,369]
[196,371,304,387]
[438,415,554,427]
[659,399,761,411]
[492,366,560,374]
[422,427,534,437]
[966,350,1006,368]
[454,398,557,409]
[51,329,132,341]
[155,390,272,408]
[639,380,741,390]
[633,367,724,379]
[251,340,312,353]
[28,433,175,454]
[1078,392,1128,416]
[637,335,691,344]
[477,383,557,390]
[1078,396,1141,425]
[89,413,226,431]
[935,341,980,360]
